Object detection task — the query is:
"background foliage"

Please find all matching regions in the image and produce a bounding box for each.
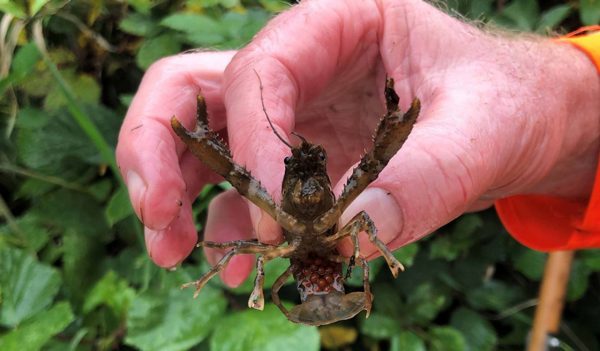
[1,0,599,350]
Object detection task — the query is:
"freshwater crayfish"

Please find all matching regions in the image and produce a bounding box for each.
[171,74,420,326]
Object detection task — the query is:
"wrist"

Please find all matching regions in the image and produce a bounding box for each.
[491,36,599,199]
[533,40,599,197]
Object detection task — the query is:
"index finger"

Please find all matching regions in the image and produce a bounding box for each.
[221,0,383,239]
[117,51,235,230]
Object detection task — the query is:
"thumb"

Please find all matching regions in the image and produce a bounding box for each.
[335,101,496,257]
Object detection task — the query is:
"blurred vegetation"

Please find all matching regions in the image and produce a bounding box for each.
[0,0,599,350]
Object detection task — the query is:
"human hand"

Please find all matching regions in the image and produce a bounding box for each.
[117,0,599,286]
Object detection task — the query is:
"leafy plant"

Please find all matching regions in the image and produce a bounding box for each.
[1,0,599,350]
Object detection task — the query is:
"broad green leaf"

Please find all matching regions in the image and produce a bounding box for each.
[161,13,220,34]
[88,179,114,201]
[345,258,383,287]
[493,0,539,30]
[30,0,51,15]
[62,228,105,306]
[161,13,225,46]
[466,280,524,311]
[119,13,159,36]
[259,0,290,12]
[83,271,136,318]
[580,0,600,25]
[430,214,482,261]
[0,212,49,252]
[30,190,109,234]
[394,242,419,267]
[567,260,590,301]
[453,214,483,236]
[0,302,74,351]
[210,304,319,351]
[513,249,546,281]
[0,1,26,18]
[105,186,134,226]
[125,286,227,351]
[17,104,120,174]
[405,283,447,325]
[44,72,101,110]
[580,249,600,270]
[0,247,61,326]
[536,5,571,31]
[10,43,41,80]
[15,107,48,129]
[136,34,182,70]
[229,256,293,293]
[359,313,401,340]
[127,0,153,14]
[450,308,497,351]
[391,331,426,351]
[0,43,41,96]
[429,326,467,351]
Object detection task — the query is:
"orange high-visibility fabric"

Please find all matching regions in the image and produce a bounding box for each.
[495,28,600,251]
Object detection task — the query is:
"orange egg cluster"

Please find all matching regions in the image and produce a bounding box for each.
[291,256,344,301]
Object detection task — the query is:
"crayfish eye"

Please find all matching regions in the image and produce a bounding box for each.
[284,156,291,165]
[318,152,326,161]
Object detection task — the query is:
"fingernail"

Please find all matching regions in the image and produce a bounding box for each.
[337,187,402,257]
[127,170,147,224]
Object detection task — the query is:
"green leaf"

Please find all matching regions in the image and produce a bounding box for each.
[580,249,600,270]
[0,212,49,251]
[136,34,182,70]
[429,326,467,351]
[391,331,426,351]
[450,308,497,351]
[15,107,48,129]
[30,0,51,15]
[360,313,402,340]
[44,72,101,110]
[62,228,105,306]
[405,283,447,325]
[83,271,136,318]
[161,13,225,46]
[493,0,539,30]
[105,187,134,226]
[229,257,293,293]
[430,214,482,261]
[30,190,109,234]
[0,302,74,351]
[466,280,524,311]
[0,1,26,18]
[127,0,154,14]
[580,0,600,25]
[567,260,591,301]
[10,43,41,80]
[393,242,419,267]
[345,258,383,287]
[259,0,290,12]
[0,43,41,96]
[536,5,572,31]
[453,214,483,236]
[210,304,319,351]
[161,13,220,34]
[119,13,159,36]
[17,104,120,174]
[513,249,546,281]
[0,247,61,327]
[125,286,227,351]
